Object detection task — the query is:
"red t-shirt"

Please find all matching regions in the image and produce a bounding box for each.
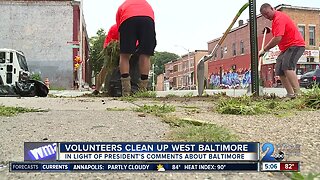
[272,11,305,52]
[103,24,119,48]
[116,0,154,28]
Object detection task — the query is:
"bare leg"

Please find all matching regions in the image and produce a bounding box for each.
[119,53,132,96]
[138,54,151,91]
[284,70,300,94]
[139,54,151,75]
[119,53,131,75]
[280,75,294,95]
[95,66,107,91]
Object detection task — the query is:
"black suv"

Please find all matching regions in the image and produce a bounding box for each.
[299,69,320,89]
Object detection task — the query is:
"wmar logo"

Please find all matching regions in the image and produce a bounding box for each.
[261,143,284,162]
[24,142,57,161]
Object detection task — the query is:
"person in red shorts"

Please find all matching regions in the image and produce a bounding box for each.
[259,3,305,99]
[116,0,157,96]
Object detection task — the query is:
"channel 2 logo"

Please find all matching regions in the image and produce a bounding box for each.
[261,143,284,162]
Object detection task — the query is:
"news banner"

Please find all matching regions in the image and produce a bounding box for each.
[10,142,300,172]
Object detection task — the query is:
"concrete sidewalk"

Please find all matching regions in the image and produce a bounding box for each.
[48,90,92,97]
[48,87,295,98]
[1,96,319,179]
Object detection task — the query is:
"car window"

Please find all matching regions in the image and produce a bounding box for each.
[315,69,320,76]
[16,53,29,71]
[0,52,5,63]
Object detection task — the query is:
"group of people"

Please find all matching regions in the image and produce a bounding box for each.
[100,1,305,99]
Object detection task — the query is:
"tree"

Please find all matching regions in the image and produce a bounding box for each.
[89,28,106,76]
[151,51,179,77]
[30,73,42,81]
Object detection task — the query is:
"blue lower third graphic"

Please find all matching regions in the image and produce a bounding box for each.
[10,162,259,172]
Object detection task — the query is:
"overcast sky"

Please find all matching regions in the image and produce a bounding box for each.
[83,0,319,56]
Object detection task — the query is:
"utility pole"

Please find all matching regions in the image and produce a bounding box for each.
[249,0,259,96]
[152,64,155,91]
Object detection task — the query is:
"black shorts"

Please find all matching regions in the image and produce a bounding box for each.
[119,16,157,56]
[275,46,305,76]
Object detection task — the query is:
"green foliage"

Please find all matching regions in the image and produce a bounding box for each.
[217,96,269,115]
[118,91,157,102]
[172,123,237,142]
[49,86,66,91]
[302,85,320,109]
[291,172,320,180]
[30,73,42,81]
[89,28,106,75]
[161,115,236,142]
[103,41,120,73]
[165,94,179,98]
[119,96,137,102]
[131,102,236,142]
[215,95,307,115]
[183,92,194,98]
[132,91,157,98]
[0,106,47,116]
[150,51,179,77]
[134,104,175,115]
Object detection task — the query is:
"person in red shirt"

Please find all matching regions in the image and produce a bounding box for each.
[103,24,119,49]
[259,3,305,99]
[116,0,157,96]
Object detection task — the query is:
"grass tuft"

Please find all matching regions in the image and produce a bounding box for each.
[215,89,320,115]
[132,91,157,98]
[134,104,175,115]
[0,106,47,117]
[161,115,237,142]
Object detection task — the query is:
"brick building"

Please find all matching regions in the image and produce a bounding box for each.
[207,4,320,87]
[164,50,208,90]
[0,0,90,89]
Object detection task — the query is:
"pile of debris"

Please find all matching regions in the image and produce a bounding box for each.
[0,80,48,97]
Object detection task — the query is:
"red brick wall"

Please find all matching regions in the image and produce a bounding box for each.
[207,7,320,78]
[282,8,320,49]
[156,74,164,91]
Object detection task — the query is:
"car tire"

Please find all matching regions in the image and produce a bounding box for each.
[0,75,3,85]
[306,84,312,89]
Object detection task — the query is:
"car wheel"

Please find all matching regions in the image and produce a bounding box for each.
[0,75,3,85]
[306,84,312,89]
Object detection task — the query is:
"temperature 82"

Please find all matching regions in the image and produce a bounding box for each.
[285,163,294,170]
[217,165,226,170]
